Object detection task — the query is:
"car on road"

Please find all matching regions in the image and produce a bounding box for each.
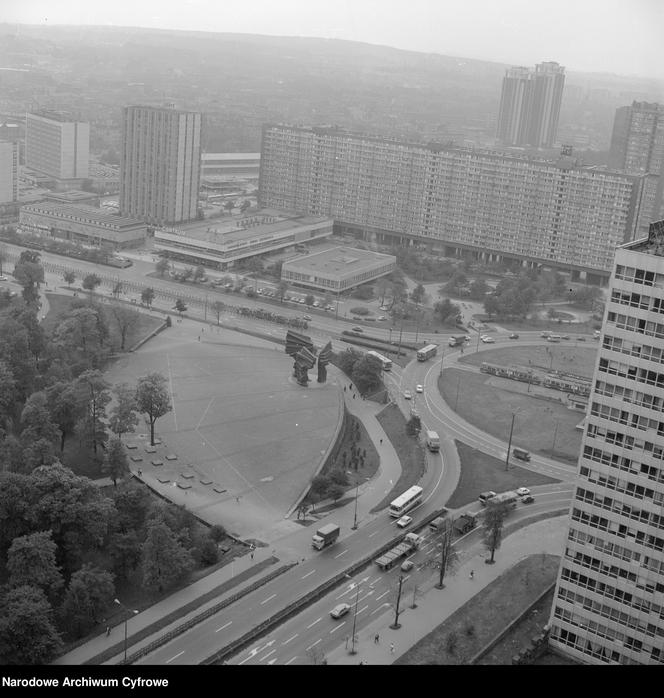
[396,515,413,528]
[325,304,334,311]
[577,336,586,341]
[540,331,551,338]
[378,315,387,321]
[561,335,570,340]
[400,559,415,572]
[516,487,531,496]
[313,301,320,307]
[330,603,351,619]
[416,384,423,393]
[379,305,389,311]
[509,333,519,339]
[0,275,6,281]
[522,495,535,504]
[298,299,306,304]
[303,315,312,321]
[403,390,412,400]
[352,326,363,332]
[481,336,495,343]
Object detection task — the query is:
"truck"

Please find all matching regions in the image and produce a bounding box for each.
[448,335,469,347]
[311,523,340,550]
[375,532,423,571]
[486,491,519,510]
[425,430,440,452]
[453,513,477,535]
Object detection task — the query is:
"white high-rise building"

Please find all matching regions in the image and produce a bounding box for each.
[0,140,18,204]
[120,105,201,226]
[25,111,89,180]
[548,220,664,665]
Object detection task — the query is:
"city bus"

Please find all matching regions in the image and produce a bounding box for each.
[389,485,424,517]
[416,344,438,362]
[366,350,393,372]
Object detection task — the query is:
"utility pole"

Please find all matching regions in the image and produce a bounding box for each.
[551,418,559,457]
[204,293,208,322]
[439,346,444,377]
[390,575,404,629]
[505,413,516,471]
[435,523,453,589]
[454,374,461,411]
[351,481,360,530]
[349,581,361,655]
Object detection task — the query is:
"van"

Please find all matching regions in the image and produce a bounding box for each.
[479,491,497,505]
[429,514,448,531]
[513,448,531,461]
[425,430,440,452]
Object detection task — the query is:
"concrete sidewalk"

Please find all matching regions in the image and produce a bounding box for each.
[326,516,566,665]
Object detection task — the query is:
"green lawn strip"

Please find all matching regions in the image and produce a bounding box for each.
[371,403,426,513]
[439,368,583,462]
[395,554,560,665]
[447,440,560,509]
[459,344,598,378]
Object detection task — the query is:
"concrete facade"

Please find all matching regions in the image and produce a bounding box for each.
[25,111,89,180]
[549,221,664,665]
[0,140,18,204]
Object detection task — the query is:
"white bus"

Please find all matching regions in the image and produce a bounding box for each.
[389,485,424,517]
[366,350,393,372]
[416,344,438,362]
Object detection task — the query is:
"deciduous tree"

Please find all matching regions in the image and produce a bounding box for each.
[483,502,508,564]
[0,585,63,665]
[46,381,82,452]
[60,564,115,638]
[108,304,139,351]
[63,270,76,288]
[351,354,382,396]
[102,438,130,486]
[211,300,225,324]
[155,257,170,278]
[109,383,139,440]
[74,370,112,454]
[135,373,172,446]
[7,530,64,599]
[141,520,193,593]
[141,287,155,307]
[82,273,102,294]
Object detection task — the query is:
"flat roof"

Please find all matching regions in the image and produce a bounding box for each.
[169,209,331,244]
[22,201,145,227]
[284,246,396,276]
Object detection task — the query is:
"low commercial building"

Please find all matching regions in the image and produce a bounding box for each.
[281,246,396,293]
[154,209,333,269]
[18,201,147,249]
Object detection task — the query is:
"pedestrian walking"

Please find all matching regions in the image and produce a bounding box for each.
[137,468,142,476]
[236,496,240,503]
[469,569,475,580]
[374,633,379,644]
[197,335,200,341]
[379,438,383,445]
[250,551,254,560]
[106,626,111,637]
[390,643,395,654]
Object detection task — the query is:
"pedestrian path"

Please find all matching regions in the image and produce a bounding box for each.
[326,516,566,665]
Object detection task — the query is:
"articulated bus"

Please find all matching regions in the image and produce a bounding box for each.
[389,485,424,517]
[416,344,438,361]
[366,350,393,372]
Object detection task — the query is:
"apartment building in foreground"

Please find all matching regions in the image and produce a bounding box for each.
[548,220,664,665]
[25,111,89,181]
[259,124,646,281]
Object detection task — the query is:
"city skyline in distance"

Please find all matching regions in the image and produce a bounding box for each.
[1,0,662,81]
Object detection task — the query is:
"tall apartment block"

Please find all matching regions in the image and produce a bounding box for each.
[120,105,201,226]
[608,102,664,238]
[496,61,565,148]
[0,140,18,204]
[259,124,643,281]
[548,220,664,665]
[25,111,89,180]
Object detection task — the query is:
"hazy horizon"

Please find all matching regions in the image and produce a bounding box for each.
[1,0,662,81]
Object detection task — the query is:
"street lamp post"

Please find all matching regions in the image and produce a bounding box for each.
[390,574,405,629]
[352,481,360,531]
[114,598,139,663]
[476,328,481,353]
[439,347,444,377]
[551,418,560,457]
[348,578,361,655]
[454,374,461,411]
[504,413,516,471]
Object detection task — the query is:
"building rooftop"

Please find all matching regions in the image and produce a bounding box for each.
[28,110,81,124]
[170,209,329,245]
[623,220,664,257]
[284,246,396,276]
[22,201,145,227]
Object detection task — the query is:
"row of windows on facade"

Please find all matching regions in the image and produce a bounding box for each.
[570,506,664,553]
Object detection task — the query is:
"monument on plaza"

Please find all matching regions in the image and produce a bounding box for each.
[317,341,332,383]
[285,329,317,386]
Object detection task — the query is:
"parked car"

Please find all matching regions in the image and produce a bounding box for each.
[330,603,351,619]
[313,301,320,307]
[403,390,412,400]
[303,315,312,321]
[352,326,363,332]
[416,385,423,393]
[577,336,586,341]
[561,335,570,340]
[378,315,387,321]
[522,495,535,504]
[0,275,6,281]
[396,515,413,528]
[481,336,495,343]
[540,331,551,338]
[509,333,519,339]
[516,487,531,496]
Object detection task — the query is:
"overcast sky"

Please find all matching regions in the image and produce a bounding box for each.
[2,0,662,79]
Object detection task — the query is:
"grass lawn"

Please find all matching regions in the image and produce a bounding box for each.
[44,292,164,352]
[396,554,560,665]
[439,368,584,463]
[460,343,598,378]
[447,441,560,509]
[371,403,426,513]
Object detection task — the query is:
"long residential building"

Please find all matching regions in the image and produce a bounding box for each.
[0,140,18,204]
[548,220,664,665]
[25,111,89,180]
[259,124,645,280]
[120,105,201,226]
